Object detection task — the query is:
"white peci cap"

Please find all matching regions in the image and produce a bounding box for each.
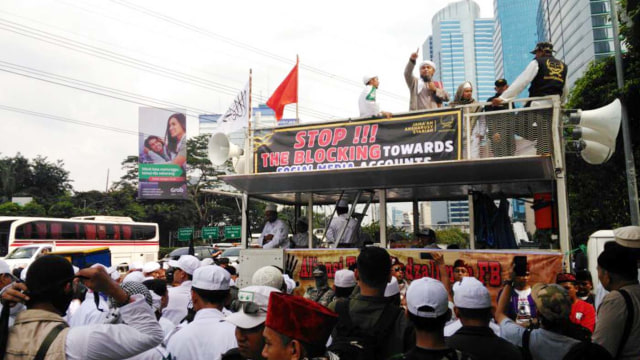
[420,60,437,71]
[143,262,160,274]
[334,269,356,288]
[452,277,491,309]
[614,226,640,248]
[123,271,145,284]
[251,266,283,290]
[0,260,11,275]
[192,265,230,291]
[265,204,277,212]
[337,199,349,208]
[225,285,280,329]
[384,276,400,297]
[168,255,200,275]
[406,277,449,318]
[362,75,377,85]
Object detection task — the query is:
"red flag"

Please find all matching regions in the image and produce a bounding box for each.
[267,62,298,120]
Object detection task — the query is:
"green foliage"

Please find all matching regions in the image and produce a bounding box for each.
[48,200,79,218]
[435,228,469,247]
[0,202,22,215]
[0,154,72,208]
[21,202,47,216]
[565,18,640,244]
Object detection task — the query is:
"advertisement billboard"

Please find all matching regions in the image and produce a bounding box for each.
[138,108,187,199]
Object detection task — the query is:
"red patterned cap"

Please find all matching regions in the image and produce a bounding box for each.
[266,292,338,345]
[555,272,577,284]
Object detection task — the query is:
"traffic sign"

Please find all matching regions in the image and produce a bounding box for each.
[202,226,219,240]
[224,225,242,239]
[177,227,194,242]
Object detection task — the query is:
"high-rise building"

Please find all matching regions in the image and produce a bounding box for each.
[474,18,496,101]
[537,0,614,88]
[430,0,495,102]
[493,0,541,93]
[448,200,470,223]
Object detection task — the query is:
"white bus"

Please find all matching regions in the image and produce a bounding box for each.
[0,216,159,268]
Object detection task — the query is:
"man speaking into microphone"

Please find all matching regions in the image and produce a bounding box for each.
[404,49,450,110]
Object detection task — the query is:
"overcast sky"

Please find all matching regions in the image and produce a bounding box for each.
[0,0,494,191]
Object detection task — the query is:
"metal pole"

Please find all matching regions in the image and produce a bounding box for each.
[378,189,387,248]
[610,0,640,225]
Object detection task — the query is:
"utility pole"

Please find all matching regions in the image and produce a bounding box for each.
[610,0,640,224]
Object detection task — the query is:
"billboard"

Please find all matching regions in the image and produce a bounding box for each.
[286,249,563,303]
[253,109,461,174]
[138,108,187,199]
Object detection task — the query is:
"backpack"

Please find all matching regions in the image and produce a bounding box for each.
[328,299,401,360]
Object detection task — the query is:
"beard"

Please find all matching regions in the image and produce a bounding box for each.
[421,74,432,82]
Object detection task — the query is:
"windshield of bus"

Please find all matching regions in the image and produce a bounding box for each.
[5,247,38,260]
[0,220,16,257]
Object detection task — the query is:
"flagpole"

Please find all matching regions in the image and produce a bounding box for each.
[296,54,299,122]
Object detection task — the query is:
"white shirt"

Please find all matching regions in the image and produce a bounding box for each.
[166,308,237,360]
[498,59,568,105]
[68,291,109,327]
[326,213,358,246]
[258,219,289,249]
[66,294,164,360]
[162,280,192,325]
[359,85,380,117]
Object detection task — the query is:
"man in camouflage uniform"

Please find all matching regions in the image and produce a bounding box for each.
[304,264,335,307]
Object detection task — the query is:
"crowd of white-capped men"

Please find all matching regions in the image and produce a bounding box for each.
[0,224,637,360]
[0,42,639,360]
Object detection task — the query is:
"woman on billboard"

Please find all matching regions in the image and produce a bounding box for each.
[164,113,187,168]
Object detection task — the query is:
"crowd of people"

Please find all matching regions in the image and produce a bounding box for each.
[0,225,637,360]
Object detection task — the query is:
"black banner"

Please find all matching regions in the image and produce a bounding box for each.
[253,109,461,174]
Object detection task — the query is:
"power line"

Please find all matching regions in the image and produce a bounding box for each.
[0,60,214,119]
[0,103,140,136]
[108,0,408,102]
[0,16,339,120]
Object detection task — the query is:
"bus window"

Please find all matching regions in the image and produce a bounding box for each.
[112,225,121,240]
[97,224,107,240]
[122,225,132,240]
[35,222,47,239]
[50,222,62,239]
[133,225,156,240]
[0,220,13,257]
[84,224,97,240]
[61,222,78,239]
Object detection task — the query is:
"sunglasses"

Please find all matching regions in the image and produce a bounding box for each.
[393,267,404,272]
[241,301,265,315]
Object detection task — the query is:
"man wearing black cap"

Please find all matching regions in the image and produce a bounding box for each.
[485,79,509,112]
[415,228,439,248]
[492,42,567,108]
[592,244,640,359]
[485,79,516,157]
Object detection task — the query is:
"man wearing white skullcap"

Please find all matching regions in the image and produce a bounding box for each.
[359,75,392,119]
[257,204,289,249]
[326,199,359,247]
[404,50,450,110]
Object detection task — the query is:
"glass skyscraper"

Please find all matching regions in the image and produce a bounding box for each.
[537,0,615,88]
[474,18,496,101]
[493,0,541,94]
[430,0,496,101]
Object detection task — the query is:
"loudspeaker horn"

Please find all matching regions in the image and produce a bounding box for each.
[208,132,244,166]
[571,99,622,165]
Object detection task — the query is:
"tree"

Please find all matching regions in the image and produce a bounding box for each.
[565,2,640,244]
